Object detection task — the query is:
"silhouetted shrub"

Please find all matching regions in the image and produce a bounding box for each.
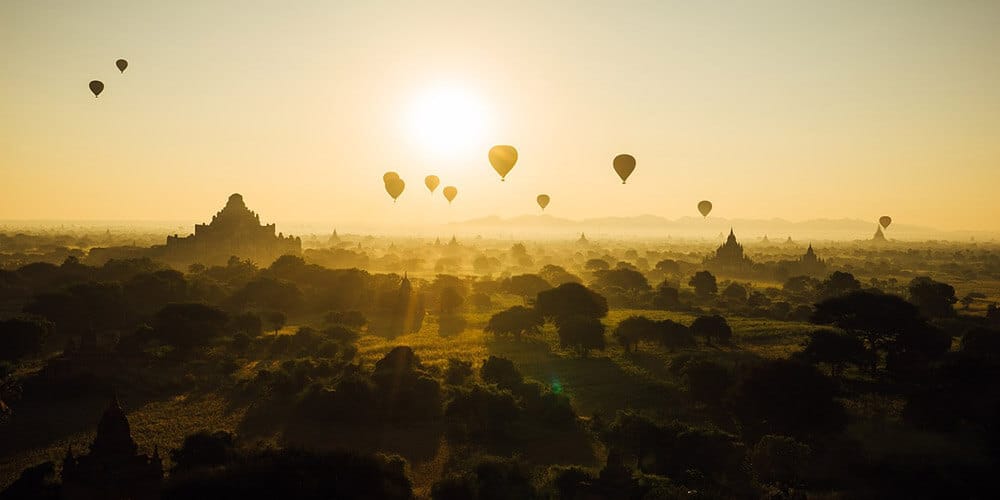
[170,431,236,474]
[484,306,543,341]
[750,434,811,486]
[682,359,734,405]
[480,356,522,390]
[795,329,866,377]
[0,316,52,362]
[444,358,473,385]
[690,314,732,345]
[557,316,606,357]
[731,359,846,440]
[445,385,520,441]
[163,448,412,500]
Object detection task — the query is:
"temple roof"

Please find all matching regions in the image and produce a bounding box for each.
[90,393,138,458]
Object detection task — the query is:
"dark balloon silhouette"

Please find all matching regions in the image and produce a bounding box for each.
[443,186,457,204]
[488,145,518,181]
[383,171,400,184]
[116,59,128,73]
[698,200,713,217]
[425,175,440,193]
[612,154,635,184]
[385,177,405,202]
[879,216,892,229]
[89,80,104,97]
[537,194,550,210]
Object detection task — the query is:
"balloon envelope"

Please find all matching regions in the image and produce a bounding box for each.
[537,194,550,210]
[425,175,440,193]
[613,154,636,184]
[385,178,405,202]
[697,200,713,217]
[443,186,458,203]
[116,59,128,73]
[879,216,892,229]
[89,80,104,97]
[488,145,518,181]
[383,171,400,184]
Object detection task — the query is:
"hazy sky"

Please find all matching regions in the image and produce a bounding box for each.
[2,1,999,231]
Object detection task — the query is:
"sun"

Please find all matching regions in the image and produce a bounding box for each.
[407,84,489,159]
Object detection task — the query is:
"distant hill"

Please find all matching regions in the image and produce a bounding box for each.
[447,214,997,241]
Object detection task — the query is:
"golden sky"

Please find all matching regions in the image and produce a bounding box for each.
[2,1,999,231]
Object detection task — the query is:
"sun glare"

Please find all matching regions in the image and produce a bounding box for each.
[407,84,489,159]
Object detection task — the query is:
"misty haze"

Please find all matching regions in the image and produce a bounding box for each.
[3,2,1000,499]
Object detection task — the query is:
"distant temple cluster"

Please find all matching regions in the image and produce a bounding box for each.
[61,395,162,500]
[704,229,755,275]
[703,229,827,278]
[153,193,301,267]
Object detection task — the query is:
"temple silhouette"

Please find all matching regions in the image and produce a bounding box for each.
[704,229,755,275]
[872,225,887,242]
[60,395,162,500]
[153,193,301,267]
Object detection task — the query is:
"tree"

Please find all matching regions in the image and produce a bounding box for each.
[230,312,263,338]
[537,265,582,286]
[585,259,610,272]
[651,282,681,310]
[591,268,650,294]
[444,385,520,441]
[795,330,866,377]
[0,316,52,362]
[230,277,303,313]
[484,306,543,341]
[908,276,957,318]
[557,316,606,357]
[960,292,986,310]
[782,275,818,295]
[682,360,734,405]
[654,259,680,274]
[961,328,1000,358]
[154,303,230,351]
[721,283,748,303]
[535,283,608,323]
[818,271,861,299]
[656,319,696,351]
[502,274,552,299]
[170,431,236,473]
[613,316,657,353]
[688,271,718,299]
[469,292,493,312]
[750,435,811,486]
[439,287,465,315]
[689,315,732,345]
[265,311,286,337]
[731,359,847,440]
[124,269,187,313]
[480,356,523,390]
[812,291,934,375]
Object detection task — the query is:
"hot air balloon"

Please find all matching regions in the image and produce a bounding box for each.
[697,200,713,218]
[613,154,636,184]
[89,80,104,97]
[425,175,440,193]
[443,186,458,204]
[116,59,128,73]
[385,178,405,202]
[488,145,518,181]
[879,216,892,229]
[536,194,550,210]
[383,171,400,184]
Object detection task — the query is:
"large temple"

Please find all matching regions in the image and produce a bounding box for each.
[153,193,301,267]
[704,229,755,275]
[60,395,162,500]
